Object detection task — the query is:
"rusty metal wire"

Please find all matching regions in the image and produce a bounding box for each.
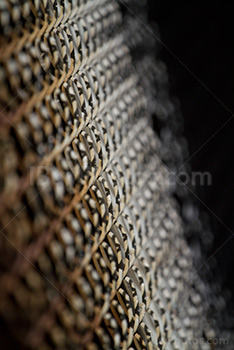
[0,1,216,349]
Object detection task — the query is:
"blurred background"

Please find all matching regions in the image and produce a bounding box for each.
[148,2,234,309]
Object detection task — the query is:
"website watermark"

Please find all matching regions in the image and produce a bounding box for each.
[29,166,212,189]
[170,171,212,186]
[169,335,228,347]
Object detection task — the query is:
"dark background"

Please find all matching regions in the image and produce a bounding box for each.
[148,3,234,300]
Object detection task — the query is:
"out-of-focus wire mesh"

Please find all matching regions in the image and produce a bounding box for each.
[0,1,227,349]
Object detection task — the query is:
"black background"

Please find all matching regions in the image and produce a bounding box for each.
[148,3,234,300]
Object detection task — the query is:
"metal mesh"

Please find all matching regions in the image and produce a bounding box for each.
[0,1,216,349]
